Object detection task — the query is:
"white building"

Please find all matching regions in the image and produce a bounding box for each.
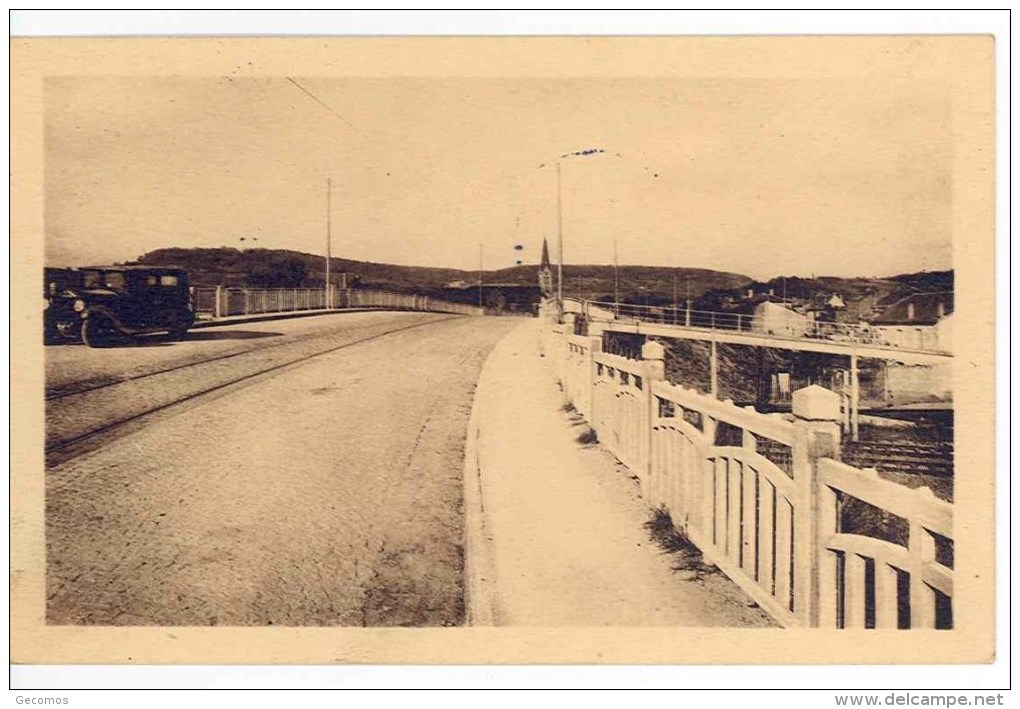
[751,300,811,337]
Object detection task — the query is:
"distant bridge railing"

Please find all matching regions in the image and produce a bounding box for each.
[577,300,949,354]
[546,323,954,629]
[191,286,483,320]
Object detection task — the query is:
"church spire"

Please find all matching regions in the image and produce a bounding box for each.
[538,237,553,297]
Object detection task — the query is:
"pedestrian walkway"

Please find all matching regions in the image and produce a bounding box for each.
[464,320,775,627]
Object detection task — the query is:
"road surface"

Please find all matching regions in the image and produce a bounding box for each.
[46,312,519,626]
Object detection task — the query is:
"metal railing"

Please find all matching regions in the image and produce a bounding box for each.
[579,300,949,354]
[190,286,484,320]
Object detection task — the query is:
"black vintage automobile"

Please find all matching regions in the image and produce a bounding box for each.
[44,265,195,347]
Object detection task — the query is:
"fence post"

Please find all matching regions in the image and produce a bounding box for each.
[587,329,602,430]
[641,339,666,498]
[561,314,576,385]
[907,487,938,628]
[710,339,719,398]
[214,285,225,319]
[791,385,842,627]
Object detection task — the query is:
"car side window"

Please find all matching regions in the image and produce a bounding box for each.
[104,272,126,290]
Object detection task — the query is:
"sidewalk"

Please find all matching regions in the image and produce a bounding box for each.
[464,320,775,627]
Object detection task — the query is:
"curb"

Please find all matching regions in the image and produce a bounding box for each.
[462,324,526,626]
[190,308,430,330]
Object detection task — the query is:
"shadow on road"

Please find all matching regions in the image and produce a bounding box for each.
[44,338,172,349]
[44,330,284,348]
[182,330,284,341]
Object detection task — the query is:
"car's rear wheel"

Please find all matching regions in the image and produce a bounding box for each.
[81,316,120,348]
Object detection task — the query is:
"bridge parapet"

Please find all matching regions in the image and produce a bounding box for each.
[192,286,484,320]
[544,320,954,630]
[578,299,951,357]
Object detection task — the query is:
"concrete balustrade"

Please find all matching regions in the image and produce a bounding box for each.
[544,321,954,629]
[192,286,484,320]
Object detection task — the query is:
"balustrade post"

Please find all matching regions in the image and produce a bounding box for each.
[561,314,576,386]
[588,331,602,432]
[849,352,860,442]
[641,339,666,498]
[908,487,939,628]
[214,285,225,319]
[791,385,842,627]
[709,339,719,398]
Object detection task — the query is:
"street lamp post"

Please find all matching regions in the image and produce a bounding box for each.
[556,161,564,323]
[613,237,620,314]
[325,177,332,309]
[540,148,619,322]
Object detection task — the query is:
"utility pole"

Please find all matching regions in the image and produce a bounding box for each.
[557,161,564,322]
[325,177,332,309]
[685,274,691,327]
[613,237,619,312]
[673,270,678,325]
[478,243,484,310]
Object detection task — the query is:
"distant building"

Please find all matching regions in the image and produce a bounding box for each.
[800,293,847,323]
[867,292,954,352]
[827,294,846,309]
[863,292,954,404]
[751,300,811,337]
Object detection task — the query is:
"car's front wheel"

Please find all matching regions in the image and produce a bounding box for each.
[81,316,120,348]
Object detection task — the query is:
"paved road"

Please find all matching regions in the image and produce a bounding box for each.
[46,311,454,462]
[46,313,519,626]
[45,310,424,397]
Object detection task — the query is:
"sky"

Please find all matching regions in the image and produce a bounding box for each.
[44,74,953,280]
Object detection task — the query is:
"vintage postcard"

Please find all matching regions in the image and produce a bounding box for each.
[10,34,995,666]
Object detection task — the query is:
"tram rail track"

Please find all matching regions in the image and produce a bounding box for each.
[45,315,452,466]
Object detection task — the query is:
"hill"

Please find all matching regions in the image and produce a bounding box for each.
[131,247,755,301]
[131,247,950,320]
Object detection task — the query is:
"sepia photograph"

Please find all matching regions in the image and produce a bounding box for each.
[9,16,1001,686]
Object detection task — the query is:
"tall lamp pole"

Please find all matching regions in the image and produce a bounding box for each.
[325,177,332,309]
[540,148,611,322]
[613,237,620,313]
[686,274,692,327]
[556,161,564,323]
